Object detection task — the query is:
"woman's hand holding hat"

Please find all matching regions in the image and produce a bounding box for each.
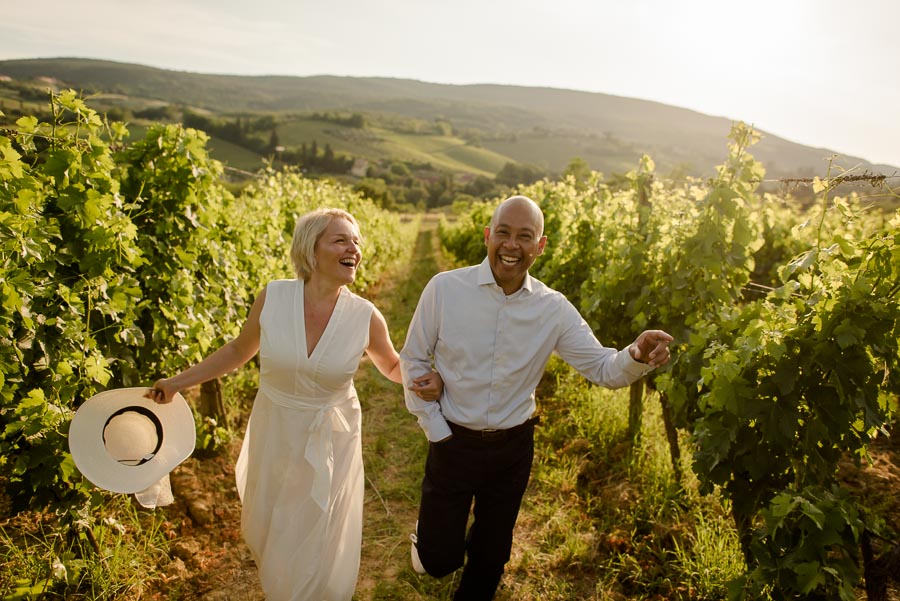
[68,387,196,496]
[146,378,180,404]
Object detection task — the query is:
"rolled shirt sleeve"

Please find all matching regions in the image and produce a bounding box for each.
[400,278,453,442]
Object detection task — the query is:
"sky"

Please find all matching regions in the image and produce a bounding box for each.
[2,0,899,168]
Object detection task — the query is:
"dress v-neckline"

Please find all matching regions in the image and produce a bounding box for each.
[301,281,343,360]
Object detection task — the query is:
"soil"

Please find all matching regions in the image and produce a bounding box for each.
[147,435,264,601]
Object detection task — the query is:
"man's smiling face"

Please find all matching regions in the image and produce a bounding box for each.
[484,198,546,295]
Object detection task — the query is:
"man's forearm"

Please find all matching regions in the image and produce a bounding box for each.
[400,356,452,441]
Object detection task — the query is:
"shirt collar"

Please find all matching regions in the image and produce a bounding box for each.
[476,257,534,295]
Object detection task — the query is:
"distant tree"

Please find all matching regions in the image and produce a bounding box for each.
[182,111,212,132]
[354,178,395,210]
[563,157,592,190]
[426,174,456,208]
[221,118,245,144]
[403,182,428,206]
[462,174,499,199]
[252,115,276,132]
[103,106,130,122]
[495,162,546,187]
[434,119,453,136]
[451,193,479,206]
[134,105,178,121]
[389,162,411,179]
[268,128,280,153]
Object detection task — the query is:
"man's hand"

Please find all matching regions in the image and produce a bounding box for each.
[410,371,443,401]
[629,330,674,368]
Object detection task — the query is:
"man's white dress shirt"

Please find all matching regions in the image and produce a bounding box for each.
[400,259,654,442]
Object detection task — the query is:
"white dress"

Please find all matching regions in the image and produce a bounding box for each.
[235,279,373,601]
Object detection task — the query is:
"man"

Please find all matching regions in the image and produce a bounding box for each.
[400,195,672,600]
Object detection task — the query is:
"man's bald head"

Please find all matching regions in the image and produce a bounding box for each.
[489,195,544,237]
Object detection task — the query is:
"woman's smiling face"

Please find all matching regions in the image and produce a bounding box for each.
[313,216,362,285]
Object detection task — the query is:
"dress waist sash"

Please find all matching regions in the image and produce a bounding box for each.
[259,382,356,511]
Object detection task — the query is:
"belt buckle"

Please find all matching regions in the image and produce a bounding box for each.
[480,428,503,441]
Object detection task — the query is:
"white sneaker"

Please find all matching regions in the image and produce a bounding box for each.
[409,521,426,574]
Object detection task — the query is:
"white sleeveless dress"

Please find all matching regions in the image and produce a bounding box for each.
[235,279,373,601]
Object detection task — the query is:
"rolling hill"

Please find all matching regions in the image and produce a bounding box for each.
[1,57,895,179]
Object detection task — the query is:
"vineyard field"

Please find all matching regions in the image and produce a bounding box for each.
[1,96,898,600]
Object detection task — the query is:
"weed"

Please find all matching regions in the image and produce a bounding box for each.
[0,496,169,600]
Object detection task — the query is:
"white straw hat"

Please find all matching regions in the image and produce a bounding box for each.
[68,387,195,494]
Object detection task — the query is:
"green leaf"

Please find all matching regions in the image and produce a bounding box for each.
[44,149,78,186]
[83,355,112,386]
[794,561,824,593]
[15,115,39,132]
[0,139,25,178]
[799,499,826,529]
[833,320,863,349]
[59,453,78,483]
[19,388,47,410]
[767,493,797,526]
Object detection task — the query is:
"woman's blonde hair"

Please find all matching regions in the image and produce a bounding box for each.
[290,208,360,280]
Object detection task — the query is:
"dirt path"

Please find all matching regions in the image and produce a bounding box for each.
[354,218,453,599]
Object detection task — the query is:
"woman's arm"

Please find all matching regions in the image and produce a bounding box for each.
[366,306,403,383]
[366,307,442,399]
[147,288,266,403]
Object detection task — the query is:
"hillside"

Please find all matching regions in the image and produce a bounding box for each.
[1,57,896,178]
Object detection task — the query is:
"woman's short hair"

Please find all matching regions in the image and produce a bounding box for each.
[290,208,360,280]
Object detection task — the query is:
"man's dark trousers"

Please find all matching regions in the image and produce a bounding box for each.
[416,423,535,600]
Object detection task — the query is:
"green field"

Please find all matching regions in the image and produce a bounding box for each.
[482,133,646,174]
[274,118,513,176]
[375,130,510,176]
[206,136,269,172]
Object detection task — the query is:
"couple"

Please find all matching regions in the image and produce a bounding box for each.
[150,197,672,601]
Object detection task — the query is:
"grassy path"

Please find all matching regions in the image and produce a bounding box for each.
[353,218,461,600]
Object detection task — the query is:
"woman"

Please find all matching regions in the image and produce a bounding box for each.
[148,208,442,600]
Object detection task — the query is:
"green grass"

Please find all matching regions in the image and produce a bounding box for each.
[376,131,510,175]
[206,135,268,172]
[671,510,745,599]
[482,133,642,174]
[498,356,744,600]
[0,496,170,600]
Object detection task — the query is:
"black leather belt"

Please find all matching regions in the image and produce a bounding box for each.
[447,415,541,441]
